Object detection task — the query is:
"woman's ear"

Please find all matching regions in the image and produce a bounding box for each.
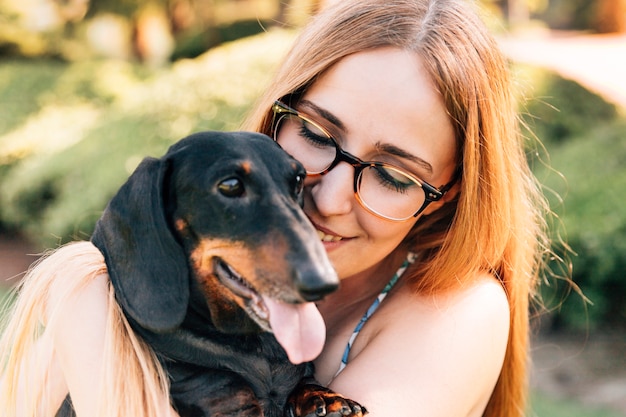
[442,181,461,203]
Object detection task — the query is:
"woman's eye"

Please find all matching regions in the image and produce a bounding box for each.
[298,120,334,148]
[373,167,415,194]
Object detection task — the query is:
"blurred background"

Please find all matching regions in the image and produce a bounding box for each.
[0,0,624,415]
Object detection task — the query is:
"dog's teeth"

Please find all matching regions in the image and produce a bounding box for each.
[226,264,251,288]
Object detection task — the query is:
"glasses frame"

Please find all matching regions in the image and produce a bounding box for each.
[271,100,457,221]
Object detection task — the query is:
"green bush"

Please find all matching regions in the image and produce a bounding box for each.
[520,67,626,331]
[533,0,598,31]
[517,65,619,146]
[536,120,626,330]
[0,29,294,247]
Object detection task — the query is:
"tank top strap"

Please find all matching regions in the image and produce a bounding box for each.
[333,252,416,379]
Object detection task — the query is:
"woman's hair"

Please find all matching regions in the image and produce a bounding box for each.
[243,0,552,415]
[0,242,171,417]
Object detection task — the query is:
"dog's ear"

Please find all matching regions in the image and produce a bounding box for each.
[91,156,189,332]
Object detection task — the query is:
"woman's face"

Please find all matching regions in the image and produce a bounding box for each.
[291,47,457,280]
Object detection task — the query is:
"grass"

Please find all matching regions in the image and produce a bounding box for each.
[530,391,625,417]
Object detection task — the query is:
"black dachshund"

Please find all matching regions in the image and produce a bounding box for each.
[56,131,366,417]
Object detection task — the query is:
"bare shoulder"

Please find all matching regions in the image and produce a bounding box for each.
[329,273,510,417]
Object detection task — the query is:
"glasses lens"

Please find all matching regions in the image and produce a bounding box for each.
[357,165,425,220]
[274,114,336,174]
[272,105,430,221]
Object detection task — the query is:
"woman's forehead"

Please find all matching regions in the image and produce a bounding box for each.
[302,47,458,181]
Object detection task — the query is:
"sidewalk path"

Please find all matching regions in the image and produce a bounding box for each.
[499,31,626,109]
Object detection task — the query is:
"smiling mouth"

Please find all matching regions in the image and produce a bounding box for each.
[213,258,271,331]
[316,229,343,242]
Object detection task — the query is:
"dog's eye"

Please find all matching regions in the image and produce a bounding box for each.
[218,177,245,197]
[294,174,304,196]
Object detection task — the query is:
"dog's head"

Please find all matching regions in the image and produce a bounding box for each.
[91,131,338,361]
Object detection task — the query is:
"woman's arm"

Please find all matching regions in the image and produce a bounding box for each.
[48,273,110,416]
[8,328,68,415]
[47,272,178,417]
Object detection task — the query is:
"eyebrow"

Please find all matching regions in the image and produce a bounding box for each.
[299,99,434,175]
[299,99,347,132]
[376,143,434,174]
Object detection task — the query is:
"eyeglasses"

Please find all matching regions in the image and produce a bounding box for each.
[271,100,456,221]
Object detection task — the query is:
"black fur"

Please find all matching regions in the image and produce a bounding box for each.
[56,131,339,417]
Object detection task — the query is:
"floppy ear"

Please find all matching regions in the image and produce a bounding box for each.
[91,156,189,332]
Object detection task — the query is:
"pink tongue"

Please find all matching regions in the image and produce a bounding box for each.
[263,297,326,364]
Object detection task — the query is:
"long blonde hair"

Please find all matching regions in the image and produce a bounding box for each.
[0,241,171,417]
[243,1,551,415]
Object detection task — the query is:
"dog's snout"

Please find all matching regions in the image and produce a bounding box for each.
[297,274,339,302]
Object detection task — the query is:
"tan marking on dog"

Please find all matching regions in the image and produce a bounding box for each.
[240,161,252,175]
[174,218,188,232]
[190,234,292,299]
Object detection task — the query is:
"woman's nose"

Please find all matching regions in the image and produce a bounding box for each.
[307,162,355,217]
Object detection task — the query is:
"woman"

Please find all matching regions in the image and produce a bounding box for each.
[245,0,549,414]
[0,0,553,416]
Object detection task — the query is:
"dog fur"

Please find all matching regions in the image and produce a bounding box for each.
[52,131,360,417]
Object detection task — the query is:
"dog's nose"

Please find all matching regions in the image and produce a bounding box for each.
[297,275,339,302]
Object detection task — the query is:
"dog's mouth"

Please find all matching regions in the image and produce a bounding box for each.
[214,257,271,331]
[213,257,327,364]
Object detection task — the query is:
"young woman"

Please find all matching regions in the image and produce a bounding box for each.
[0,0,553,416]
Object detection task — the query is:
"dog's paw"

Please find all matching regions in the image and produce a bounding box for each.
[286,383,367,417]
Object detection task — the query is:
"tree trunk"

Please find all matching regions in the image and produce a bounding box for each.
[594,0,626,33]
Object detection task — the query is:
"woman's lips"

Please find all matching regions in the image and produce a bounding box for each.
[316,229,343,242]
[312,222,349,244]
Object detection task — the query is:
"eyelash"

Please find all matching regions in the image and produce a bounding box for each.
[371,166,415,194]
[298,121,333,149]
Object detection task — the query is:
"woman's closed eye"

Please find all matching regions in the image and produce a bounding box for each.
[371,165,417,194]
[298,119,334,149]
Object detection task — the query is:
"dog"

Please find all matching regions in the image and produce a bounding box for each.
[54,131,366,417]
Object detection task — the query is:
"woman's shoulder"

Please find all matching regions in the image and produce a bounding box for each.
[41,240,109,323]
[384,272,510,365]
[380,271,510,337]
[332,272,510,416]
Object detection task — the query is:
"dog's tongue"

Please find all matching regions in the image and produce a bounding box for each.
[263,297,326,364]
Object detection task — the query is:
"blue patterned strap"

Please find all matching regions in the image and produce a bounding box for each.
[333,252,416,378]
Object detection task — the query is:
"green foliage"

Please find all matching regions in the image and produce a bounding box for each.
[0,60,67,134]
[529,391,625,417]
[533,0,598,31]
[517,65,619,146]
[519,66,626,331]
[0,29,295,247]
[171,19,275,61]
